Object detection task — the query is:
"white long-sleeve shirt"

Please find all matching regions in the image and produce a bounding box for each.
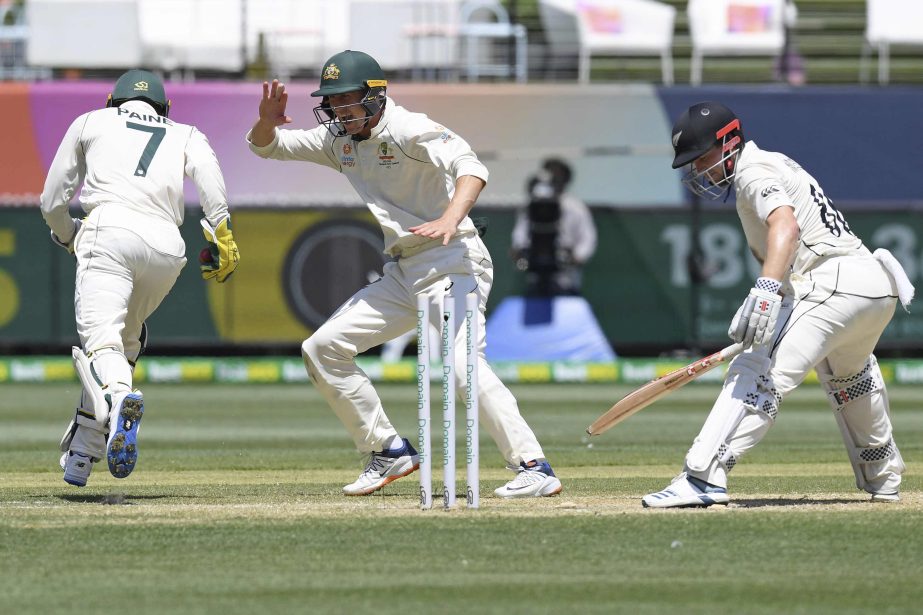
[41,100,229,256]
[248,97,489,257]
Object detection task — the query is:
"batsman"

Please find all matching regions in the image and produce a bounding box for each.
[247,50,561,499]
[643,101,912,508]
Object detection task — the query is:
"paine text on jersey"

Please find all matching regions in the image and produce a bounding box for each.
[117,107,173,125]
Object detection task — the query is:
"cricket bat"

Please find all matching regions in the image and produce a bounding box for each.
[586,342,745,436]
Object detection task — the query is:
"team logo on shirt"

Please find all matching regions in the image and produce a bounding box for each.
[343,143,352,155]
[760,185,782,198]
[377,141,398,167]
[440,131,454,143]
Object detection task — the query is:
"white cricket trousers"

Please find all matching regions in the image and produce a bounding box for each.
[302,234,547,465]
[768,255,898,394]
[75,207,186,379]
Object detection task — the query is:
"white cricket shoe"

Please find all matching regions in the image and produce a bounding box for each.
[870,491,900,503]
[642,472,730,508]
[494,460,563,498]
[62,451,93,487]
[343,438,420,496]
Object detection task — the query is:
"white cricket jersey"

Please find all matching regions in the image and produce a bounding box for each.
[248,97,488,257]
[41,100,229,255]
[734,140,867,281]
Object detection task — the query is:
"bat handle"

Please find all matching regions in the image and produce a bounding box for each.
[719,342,746,361]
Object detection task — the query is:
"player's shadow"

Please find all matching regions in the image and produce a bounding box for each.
[732,497,865,508]
[53,493,196,505]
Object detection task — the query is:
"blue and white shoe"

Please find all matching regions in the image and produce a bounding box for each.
[107,391,144,479]
[343,438,420,496]
[642,472,730,508]
[494,460,563,498]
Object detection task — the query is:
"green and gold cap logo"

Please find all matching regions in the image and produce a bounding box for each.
[322,63,340,81]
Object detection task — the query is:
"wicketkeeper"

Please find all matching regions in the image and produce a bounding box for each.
[247,50,562,498]
[643,101,911,508]
[42,69,240,487]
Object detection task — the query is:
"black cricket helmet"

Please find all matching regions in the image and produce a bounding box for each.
[311,50,387,137]
[671,101,744,199]
[106,69,170,117]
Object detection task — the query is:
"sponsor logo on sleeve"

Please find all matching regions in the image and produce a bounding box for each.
[760,185,782,198]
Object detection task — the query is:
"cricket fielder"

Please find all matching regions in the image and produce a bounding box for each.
[42,69,240,487]
[247,50,562,498]
[643,101,911,508]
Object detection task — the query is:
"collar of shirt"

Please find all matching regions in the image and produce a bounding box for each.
[738,139,757,164]
[118,99,159,116]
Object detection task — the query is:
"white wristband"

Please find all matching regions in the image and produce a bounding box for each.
[755,277,782,294]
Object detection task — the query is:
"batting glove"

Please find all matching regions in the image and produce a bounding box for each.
[200,217,240,283]
[728,277,782,347]
[50,218,82,255]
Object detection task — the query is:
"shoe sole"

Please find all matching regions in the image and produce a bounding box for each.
[64,474,87,487]
[345,462,420,496]
[494,477,563,499]
[107,394,144,479]
[541,483,563,497]
[642,496,730,509]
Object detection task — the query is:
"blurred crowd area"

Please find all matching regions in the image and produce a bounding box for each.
[1,0,922,86]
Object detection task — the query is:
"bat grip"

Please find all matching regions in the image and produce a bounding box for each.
[719,342,746,361]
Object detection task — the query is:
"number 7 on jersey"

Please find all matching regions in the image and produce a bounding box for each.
[126,122,165,177]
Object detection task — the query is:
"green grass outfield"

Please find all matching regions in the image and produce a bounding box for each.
[2,382,922,614]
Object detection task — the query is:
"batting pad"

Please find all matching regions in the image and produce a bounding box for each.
[818,356,905,493]
[686,349,776,474]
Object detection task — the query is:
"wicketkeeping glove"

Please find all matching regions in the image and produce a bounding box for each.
[199,217,240,283]
[728,277,782,347]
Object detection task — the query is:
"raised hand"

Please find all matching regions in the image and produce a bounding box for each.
[259,80,292,128]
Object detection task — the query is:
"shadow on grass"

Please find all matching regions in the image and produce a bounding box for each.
[52,493,197,505]
[733,497,865,508]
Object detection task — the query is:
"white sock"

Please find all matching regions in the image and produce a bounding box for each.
[384,435,404,452]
